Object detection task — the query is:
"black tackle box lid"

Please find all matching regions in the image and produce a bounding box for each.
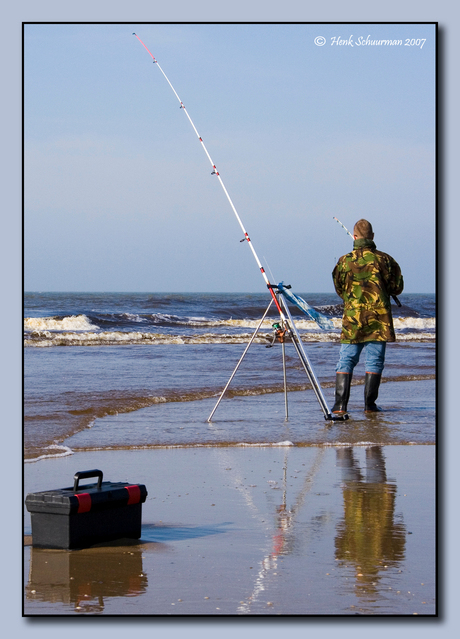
[25,469,147,516]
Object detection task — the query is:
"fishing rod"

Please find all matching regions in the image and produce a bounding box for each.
[133,34,345,421]
[333,216,402,307]
[133,33,284,317]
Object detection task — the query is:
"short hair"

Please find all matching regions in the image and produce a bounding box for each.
[353,219,373,239]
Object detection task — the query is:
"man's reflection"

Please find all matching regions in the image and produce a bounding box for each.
[335,446,406,599]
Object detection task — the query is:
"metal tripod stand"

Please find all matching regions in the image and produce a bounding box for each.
[207,288,348,423]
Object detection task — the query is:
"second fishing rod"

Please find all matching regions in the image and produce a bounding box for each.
[133,34,343,421]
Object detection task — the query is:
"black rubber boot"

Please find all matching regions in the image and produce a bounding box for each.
[364,372,382,412]
[332,373,352,414]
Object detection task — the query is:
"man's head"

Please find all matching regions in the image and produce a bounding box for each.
[353,219,374,240]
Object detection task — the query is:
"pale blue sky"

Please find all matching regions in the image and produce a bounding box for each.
[24,23,436,293]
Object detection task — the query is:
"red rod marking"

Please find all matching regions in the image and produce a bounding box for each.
[133,33,157,61]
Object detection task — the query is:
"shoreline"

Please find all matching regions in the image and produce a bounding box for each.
[25,378,436,462]
[24,439,435,465]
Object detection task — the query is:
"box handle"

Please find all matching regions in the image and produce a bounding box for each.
[73,469,103,492]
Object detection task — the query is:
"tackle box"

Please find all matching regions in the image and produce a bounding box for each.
[25,469,148,549]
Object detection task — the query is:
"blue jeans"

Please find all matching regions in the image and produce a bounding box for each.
[336,342,386,375]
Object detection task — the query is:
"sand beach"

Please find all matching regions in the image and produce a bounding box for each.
[24,441,435,616]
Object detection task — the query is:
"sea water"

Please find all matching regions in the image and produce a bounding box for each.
[24,292,435,461]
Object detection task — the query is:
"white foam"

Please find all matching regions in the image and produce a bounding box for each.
[393,317,435,329]
[396,332,436,341]
[24,444,74,463]
[235,441,294,447]
[121,313,146,323]
[217,317,435,331]
[218,317,341,330]
[23,327,436,347]
[24,315,96,332]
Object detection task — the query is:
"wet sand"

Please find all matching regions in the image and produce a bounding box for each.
[60,379,436,452]
[24,444,436,616]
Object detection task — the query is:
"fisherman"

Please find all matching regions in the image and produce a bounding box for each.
[331,219,404,414]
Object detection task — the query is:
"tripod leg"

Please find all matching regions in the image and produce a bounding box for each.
[280,297,341,421]
[282,339,288,420]
[207,299,273,422]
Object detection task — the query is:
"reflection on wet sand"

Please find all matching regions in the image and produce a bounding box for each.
[25,539,163,613]
[238,446,408,613]
[335,446,406,599]
[24,446,433,615]
[238,448,325,613]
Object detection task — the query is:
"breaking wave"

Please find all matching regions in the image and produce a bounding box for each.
[24,313,435,347]
[24,315,97,332]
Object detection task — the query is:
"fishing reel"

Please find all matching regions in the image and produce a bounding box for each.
[266,322,287,348]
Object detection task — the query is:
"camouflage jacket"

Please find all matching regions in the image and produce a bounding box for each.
[332,239,404,343]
